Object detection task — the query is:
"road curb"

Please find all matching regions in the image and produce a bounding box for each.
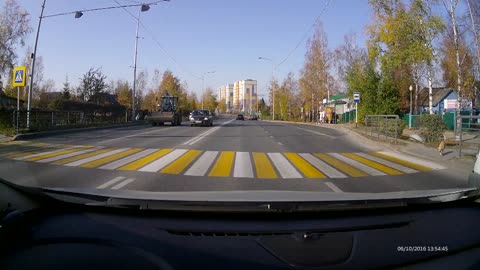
[13,122,148,141]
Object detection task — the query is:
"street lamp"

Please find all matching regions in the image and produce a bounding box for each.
[258,57,276,120]
[132,4,152,121]
[409,85,413,128]
[201,71,215,110]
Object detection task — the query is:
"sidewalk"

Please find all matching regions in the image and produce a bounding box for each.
[265,119,475,174]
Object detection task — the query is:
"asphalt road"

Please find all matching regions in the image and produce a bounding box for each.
[0,115,470,193]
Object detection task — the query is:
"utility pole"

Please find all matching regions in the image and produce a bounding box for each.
[28,0,47,129]
[132,7,141,122]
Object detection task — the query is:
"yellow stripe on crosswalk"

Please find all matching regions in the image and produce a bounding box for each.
[24,146,94,161]
[6,144,63,158]
[51,148,114,165]
[341,153,403,175]
[368,152,432,172]
[80,148,143,168]
[252,152,278,179]
[118,149,173,171]
[161,150,202,174]
[284,153,325,178]
[314,153,368,177]
[209,151,234,177]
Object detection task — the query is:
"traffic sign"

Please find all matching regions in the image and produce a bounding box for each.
[353,92,360,103]
[12,66,26,87]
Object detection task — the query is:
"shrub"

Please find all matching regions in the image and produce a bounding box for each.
[415,114,447,143]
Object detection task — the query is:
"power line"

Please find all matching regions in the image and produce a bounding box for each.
[42,1,165,18]
[113,0,203,80]
[276,0,331,68]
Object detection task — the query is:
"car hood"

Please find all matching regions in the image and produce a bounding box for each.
[35,187,480,212]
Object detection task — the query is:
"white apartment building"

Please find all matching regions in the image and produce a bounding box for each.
[218,80,257,113]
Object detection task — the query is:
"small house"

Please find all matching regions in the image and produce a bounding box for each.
[418,87,458,115]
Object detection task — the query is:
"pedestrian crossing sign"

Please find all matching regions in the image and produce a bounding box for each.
[12,66,26,87]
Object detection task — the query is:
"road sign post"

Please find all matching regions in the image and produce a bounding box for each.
[13,66,26,133]
[353,92,360,128]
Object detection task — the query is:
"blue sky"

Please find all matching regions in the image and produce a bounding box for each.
[16,0,372,97]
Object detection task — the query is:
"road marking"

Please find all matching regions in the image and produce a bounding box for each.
[64,148,130,167]
[6,144,65,158]
[314,153,368,177]
[284,153,326,178]
[110,178,135,190]
[99,149,158,170]
[341,153,403,175]
[325,182,343,193]
[97,176,126,189]
[267,153,302,179]
[299,153,347,178]
[19,146,89,161]
[139,149,188,172]
[98,126,180,144]
[161,150,202,174]
[37,146,105,163]
[118,149,173,171]
[252,152,278,179]
[51,148,114,165]
[328,153,386,176]
[278,142,283,145]
[353,153,418,174]
[295,126,336,139]
[80,148,143,168]
[208,151,235,177]
[183,119,235,145]
[233,152,254,178]
[375,151,445,170]
[184,151,219,176]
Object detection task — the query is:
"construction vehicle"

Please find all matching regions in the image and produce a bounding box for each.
[146,93,182,126]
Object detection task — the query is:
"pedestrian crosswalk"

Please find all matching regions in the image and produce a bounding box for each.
[0,141,446,179]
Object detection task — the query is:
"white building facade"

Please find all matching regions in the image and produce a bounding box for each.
[218,80,257,113]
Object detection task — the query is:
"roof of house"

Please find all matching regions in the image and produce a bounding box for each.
[418,87,455,107]
[330,93,346,101]
[88,93,120,105]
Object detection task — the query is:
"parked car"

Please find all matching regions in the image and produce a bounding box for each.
[236,114,244,120]
[250,115,258,120]
[189,110,213,126]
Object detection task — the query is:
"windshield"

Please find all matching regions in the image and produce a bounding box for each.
[0,0,478,208]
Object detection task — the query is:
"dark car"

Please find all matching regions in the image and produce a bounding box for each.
[250,115,258,120]
[236,114,244,120]
[189,110,213,126]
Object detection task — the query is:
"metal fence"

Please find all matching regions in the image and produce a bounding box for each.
[458,114,480,157]
[364,115,400,143]
[12,110,129,133]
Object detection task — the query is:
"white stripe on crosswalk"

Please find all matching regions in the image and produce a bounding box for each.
[111,178,135,190]
[37,146,105,163]
[378,151,445,169]
[138,149,188,172]
[299,153,347,178]
[353,152,418,174]
[97,176,126,189]
[14,146,84,160]
[267,153,302,179]
[233,152,254,178]
[99,149,158,170]
[328,153,386,176]
[64,148,130,167]
[184,151,219,176]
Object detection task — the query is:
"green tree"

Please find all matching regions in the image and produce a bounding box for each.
[78,67,107,103]
[217,98,226,113]
[62,75,71,100]
[0,0,32,77]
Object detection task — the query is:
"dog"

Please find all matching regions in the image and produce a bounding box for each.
[438,140,445,156]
